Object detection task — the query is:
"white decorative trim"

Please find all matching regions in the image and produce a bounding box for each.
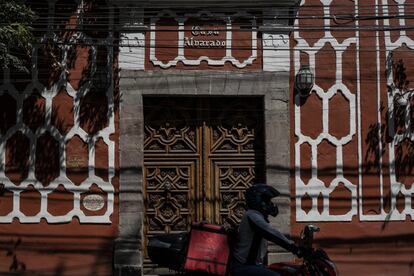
[0,3,115,224]
[295,0,358,221]
[380,0,414,221]
[356,0,364,223]
[358,0,388,221]
[263,33,290,72]
[119,32,145,70]
[149,10,257,69]
[295,0,414,222]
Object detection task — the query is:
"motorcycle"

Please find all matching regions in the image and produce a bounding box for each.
[147,224,338,276]
[267,224,338,276]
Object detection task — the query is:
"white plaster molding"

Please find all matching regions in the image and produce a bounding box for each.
[149,10,257,69]
[295,0,414,222]
[294,0,358,222]
[380,0,414,221]
[119,32,145,70]
[0,14,115,224]
[263,33,290,72]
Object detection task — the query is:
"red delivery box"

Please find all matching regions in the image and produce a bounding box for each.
[184,223,230,276]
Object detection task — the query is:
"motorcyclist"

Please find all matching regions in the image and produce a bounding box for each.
[231,183,303,276]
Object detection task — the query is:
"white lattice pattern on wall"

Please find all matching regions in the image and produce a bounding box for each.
[294,0,358,221]
[0,3,115,223]
[380,0,414,220]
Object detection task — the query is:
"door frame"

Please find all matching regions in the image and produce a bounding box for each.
[116,71,291,274]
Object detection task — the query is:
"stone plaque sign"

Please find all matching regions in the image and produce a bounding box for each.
[67,155,87,169]
[147,10,260,69]
[184,25,225,48]
[83,194,105,211]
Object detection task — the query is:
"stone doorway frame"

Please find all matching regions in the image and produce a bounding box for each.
[115,70,290,275]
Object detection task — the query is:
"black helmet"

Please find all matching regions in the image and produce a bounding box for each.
[245,183,280,217]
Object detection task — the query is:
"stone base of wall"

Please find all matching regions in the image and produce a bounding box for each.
[114,265,142,276]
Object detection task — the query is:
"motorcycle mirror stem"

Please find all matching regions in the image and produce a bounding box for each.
[301,224,320,249]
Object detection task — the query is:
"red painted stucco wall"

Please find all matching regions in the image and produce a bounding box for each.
[0,1,119,274]
[291,1,414,275]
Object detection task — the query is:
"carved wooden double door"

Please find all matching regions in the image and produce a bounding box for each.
[143,97,264,246]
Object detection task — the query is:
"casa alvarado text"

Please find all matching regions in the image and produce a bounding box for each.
[184,26,226,48]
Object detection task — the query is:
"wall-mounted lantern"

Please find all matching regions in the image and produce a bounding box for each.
[295,65,314,97]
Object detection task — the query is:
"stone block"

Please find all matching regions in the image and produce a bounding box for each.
[265,98,288,112]
[120,131,142,145]
[121,91,143,104]
[119,77,138,91]
[120,164,142,181]
[120,150,142,164]
[119,173,143,188]
[209,72,226,94]
[120,70,141,79]
[268,218,290,234]
[237,74,256,95]
[120,121,142,137]
[267,252,294,264]
[119,211,143,237]
[266,165,290,180]
[120,200,142,214]
[115,238,142,251]
[151,75,170,95]
[114,248,142,265]
[223,75,240,95]
[194,72,211,95]
[119,173,143,190]
[139,74,157,95]
[119,191,143,211]
[270,87,289,100]
[257,73,273,93]
[180,71,197,94]
[265,113,289,139]
[267,72,290,91]
[166,73,184,94]
[120,184,142,199]
[119,184,142,198]
[274,197,290,211]
[118,224,141,240]
[266,139,289,159]
[114,265,142,276]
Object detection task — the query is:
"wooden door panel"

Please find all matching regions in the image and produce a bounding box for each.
[143,97,202,264]
[211,161,262,227]
[207,97,265,156]
[205,97,265,226]
[143,161,198,261]
[144,97,199,155]
[210,122,258,154]
[144,124,198,153]
[144,162,197,234]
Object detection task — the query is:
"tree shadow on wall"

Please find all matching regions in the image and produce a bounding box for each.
[0,229,116,276]
[364,58,414,228]
[0,0,120,274]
